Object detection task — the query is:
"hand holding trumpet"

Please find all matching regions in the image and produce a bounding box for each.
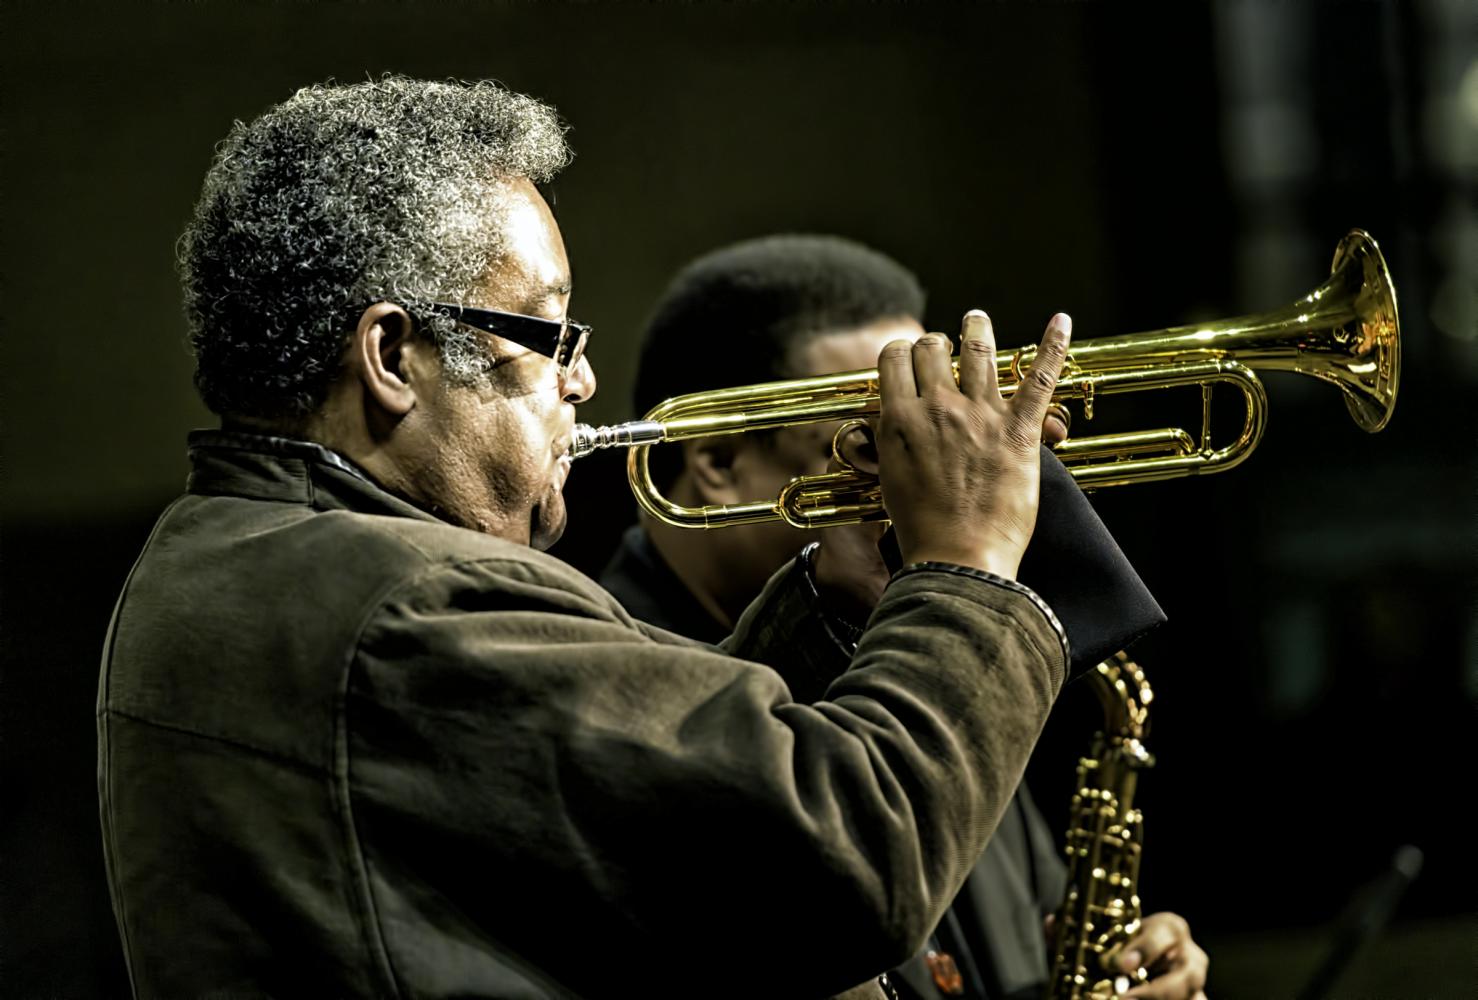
[810,311,1071,611]
[878,310,1072,581]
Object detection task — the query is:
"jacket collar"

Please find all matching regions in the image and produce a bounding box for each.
[185,428,441,524]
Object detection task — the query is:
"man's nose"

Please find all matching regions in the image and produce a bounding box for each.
[562,355,597,403]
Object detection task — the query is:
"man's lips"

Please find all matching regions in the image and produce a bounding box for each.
[554,416,576,460]
[553,413,577,482]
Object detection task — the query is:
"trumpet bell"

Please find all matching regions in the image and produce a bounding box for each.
[1327,229,1400,433]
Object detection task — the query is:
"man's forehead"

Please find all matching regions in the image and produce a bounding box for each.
[482,177,571,309]
[798,318,924,375]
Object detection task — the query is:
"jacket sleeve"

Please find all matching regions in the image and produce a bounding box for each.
[344,553,1066,999]
[717,550,860,703]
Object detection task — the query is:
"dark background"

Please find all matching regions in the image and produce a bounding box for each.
[3,2,1474,997]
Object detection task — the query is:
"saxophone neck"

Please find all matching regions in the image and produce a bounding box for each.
[1088,651,1154,763]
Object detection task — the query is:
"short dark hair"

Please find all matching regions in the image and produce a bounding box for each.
[634,234,924,414]
[633,234,925,488]
[180,76,571,421]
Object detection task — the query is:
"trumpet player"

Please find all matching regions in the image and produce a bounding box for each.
[101,76,1083,999]
[599,235,1209,1000]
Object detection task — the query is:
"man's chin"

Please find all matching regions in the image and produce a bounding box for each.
[529,498,567,552]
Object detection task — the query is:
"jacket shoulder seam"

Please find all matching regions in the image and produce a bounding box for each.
[329,561,447,1000]
[101,707,326,776]
[330,549,623,997]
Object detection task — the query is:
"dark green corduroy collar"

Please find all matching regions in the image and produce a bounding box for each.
[184,428,439,525]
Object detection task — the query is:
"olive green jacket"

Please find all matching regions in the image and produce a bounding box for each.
[98,431,1066,999]
[600,526,1068,1000]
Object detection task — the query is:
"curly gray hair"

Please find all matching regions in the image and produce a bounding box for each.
[179,76,572,420]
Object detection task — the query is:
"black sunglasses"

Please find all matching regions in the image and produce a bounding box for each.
[419,303,591,376]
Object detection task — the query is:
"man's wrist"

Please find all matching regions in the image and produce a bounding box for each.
[900,545,1021,582]
[891,561,1070,667]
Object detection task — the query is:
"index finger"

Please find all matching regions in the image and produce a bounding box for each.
[876,338,919,415]
[1122,912,1190,971]
[956,309,1000,402]
[1008,313,1072,438]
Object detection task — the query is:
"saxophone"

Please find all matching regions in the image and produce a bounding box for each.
[1045,652,1155,1000]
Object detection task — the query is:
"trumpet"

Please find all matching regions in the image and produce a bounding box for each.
[570,229,1400,529]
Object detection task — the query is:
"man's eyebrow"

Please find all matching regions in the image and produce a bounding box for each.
[517,280,573,317]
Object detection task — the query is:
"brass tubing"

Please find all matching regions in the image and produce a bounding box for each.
[571,230,1399,529]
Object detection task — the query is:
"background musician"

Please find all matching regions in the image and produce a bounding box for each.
[599,234,1210,999]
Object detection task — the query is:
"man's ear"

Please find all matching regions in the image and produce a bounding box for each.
[684,436,743,503]
[349,303,421,417]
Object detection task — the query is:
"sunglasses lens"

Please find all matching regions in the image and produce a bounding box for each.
[561,326,590,370]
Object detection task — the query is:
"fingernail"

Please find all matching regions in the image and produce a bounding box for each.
[1051,312,1073,335]
[962,311,989,339]
[1122,950,1143,970]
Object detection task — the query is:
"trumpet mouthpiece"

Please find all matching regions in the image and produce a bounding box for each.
[568,421,666,459]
